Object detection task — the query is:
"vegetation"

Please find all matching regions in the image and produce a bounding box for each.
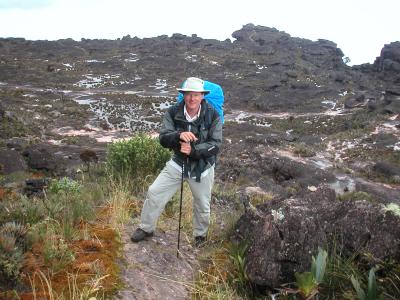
[106,133,171,189]
[337,191,375,202]
[0,133,172,298]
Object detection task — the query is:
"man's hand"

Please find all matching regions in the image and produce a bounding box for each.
[180,131,198,143]
[180,142,191,155]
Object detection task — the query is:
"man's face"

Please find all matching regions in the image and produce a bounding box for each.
[183,92,203,112]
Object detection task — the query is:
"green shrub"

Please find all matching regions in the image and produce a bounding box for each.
[292,143,316,157]
[228,241,250,292]
[48,177,82,195]
[0,222,27,283]
[337,191,375,202]
[106,133,171,180]
[0,194,44,225]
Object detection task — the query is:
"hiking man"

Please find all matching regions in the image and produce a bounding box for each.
[131,77,223,247]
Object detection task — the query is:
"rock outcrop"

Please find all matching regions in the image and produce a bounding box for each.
[0,149,28,174]
[2,24,396,113]
[233,186,400,287]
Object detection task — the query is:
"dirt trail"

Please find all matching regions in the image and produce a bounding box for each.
[117,221,200,300]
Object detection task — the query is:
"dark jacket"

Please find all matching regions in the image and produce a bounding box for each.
[159,100,222,181]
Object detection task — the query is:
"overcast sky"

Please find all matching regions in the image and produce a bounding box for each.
[0,0,399,65]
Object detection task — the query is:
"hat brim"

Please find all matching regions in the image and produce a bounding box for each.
[177,88,210,94]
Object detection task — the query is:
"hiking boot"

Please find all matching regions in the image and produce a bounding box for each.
[194,236,206,248]
[131,228,153,242]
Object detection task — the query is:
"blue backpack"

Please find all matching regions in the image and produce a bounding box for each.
[176,80,224,124]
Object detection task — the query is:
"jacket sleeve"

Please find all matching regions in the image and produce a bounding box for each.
[159,109,181,150]
[189,114,222,159]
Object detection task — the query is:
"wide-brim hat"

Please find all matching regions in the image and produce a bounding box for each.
[177,77,210,94]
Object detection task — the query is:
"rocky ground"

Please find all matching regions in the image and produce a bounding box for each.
[1,24,400,298]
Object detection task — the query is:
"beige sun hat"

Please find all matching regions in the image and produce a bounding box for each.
[177,77,210,94]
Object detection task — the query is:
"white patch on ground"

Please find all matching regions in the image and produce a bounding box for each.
[256,64,267,70]
[152,101,173,111]
[328,175,356,195]
[23,94,36,98]
[0,82,7,85]
[62,63,74,70]
[208,60,220,66]
[47,139,63,146]
[86,59,105,63]
[124,53,139,62]
[391,142,400,151]
[321,100,337,110]
[33,113,43,120]
[53,126,131,143]
[74,74,121,88]
[185,54,197,62]
[80,98,161,131]
[149,79,168,90]
[73,97,99,105]
[372,121,400,138]
[339,91,348,97]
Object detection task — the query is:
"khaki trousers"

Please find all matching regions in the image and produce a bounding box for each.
[139,162,214,237]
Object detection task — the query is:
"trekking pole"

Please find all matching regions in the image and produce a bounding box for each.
[177,159,184,258]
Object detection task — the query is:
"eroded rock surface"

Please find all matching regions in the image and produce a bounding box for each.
[233,187,400,287]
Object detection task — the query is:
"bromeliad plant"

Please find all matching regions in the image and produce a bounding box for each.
[351,268,384,300]
[294,247,328,299]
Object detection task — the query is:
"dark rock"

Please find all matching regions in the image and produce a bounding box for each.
[372,161,400,177]
[260,156,335,187]
[355,178,400,204]
[6,137,30,151]
[0,101,5,120]
[0,149,28,174]
[344,93,367,108]
[371,133,398,149]
[22,145,58,172]
[233,186,400,287]
[23,178,50,196]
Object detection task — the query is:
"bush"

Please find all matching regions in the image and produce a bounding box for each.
[48,177,82,195]
[0,222,27,283]
[106,133,171,180]
[292,143,316,157]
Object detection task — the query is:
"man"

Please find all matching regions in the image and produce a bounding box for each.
[131,77,222,247]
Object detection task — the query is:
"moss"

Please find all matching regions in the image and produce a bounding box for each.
[0,117,32,138]
[292,143,316,157]
[382,203,400,218]
[336,191,375,202]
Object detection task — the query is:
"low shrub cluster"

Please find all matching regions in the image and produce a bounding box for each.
[106,133,171,187]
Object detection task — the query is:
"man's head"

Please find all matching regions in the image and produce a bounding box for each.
[177,77,210,113]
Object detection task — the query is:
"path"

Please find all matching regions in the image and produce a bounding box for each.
[117,220,200,300]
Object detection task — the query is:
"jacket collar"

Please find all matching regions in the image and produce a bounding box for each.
[175,100,207,124]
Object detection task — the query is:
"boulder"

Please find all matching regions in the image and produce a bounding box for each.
[23,178,50,197]
[260,156,335,187]
[0,149,28,174]
[22,145,58,172]
[233,186,400,287]
[0,101,5,120]
[372,161,400,177]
